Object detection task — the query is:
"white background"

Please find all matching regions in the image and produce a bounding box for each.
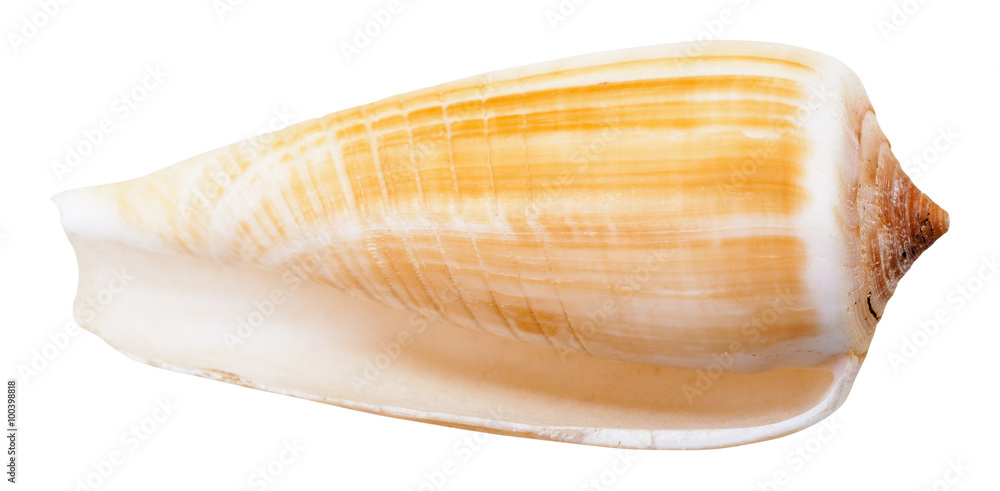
[2,0,997,489]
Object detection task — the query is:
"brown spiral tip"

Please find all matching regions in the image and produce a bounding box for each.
[853,110,949,338]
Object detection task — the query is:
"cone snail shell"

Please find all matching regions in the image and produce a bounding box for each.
[55,41,949,449]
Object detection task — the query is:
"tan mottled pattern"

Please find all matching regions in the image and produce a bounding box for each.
[98,51,825,369]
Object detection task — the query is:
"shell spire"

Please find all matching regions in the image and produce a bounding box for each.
[847,109,949,340]
[867,153,949,311]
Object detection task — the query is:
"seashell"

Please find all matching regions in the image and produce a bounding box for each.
[55,41,948,449]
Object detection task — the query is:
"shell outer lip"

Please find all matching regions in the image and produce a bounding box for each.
[117,349,862,450]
